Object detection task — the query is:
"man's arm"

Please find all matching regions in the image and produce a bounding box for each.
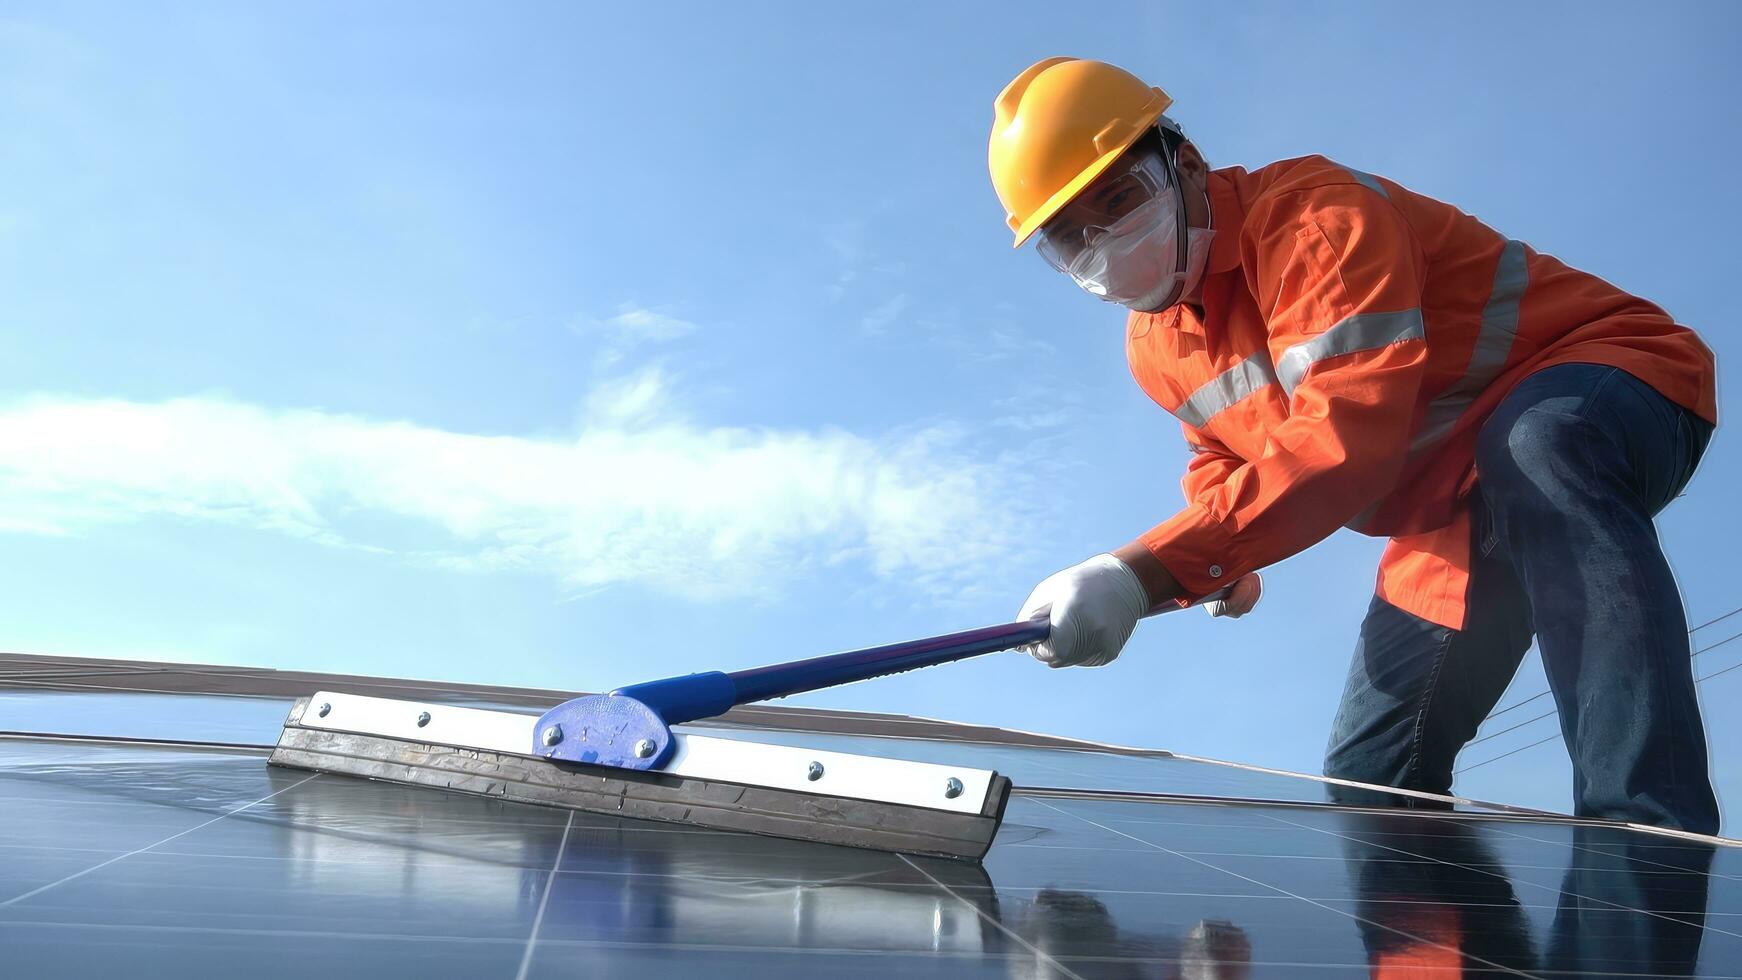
[1116,426,1237,607]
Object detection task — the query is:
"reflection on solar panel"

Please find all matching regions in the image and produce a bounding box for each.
[2,663,1738,977]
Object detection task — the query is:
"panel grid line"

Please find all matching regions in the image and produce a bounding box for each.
[1029,798,1545,979]
[1481,821,1742,884]
[0,772,319,908]
[1256,811,1742,942]
[896,853,1087,980]
[514,809,573,980]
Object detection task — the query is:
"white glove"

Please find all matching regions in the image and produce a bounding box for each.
[1016,554,1150,668]
[1203,572,1262,619]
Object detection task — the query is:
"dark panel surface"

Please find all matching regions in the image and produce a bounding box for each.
[3,736,1739,978]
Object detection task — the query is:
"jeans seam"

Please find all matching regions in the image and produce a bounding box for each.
[1404,627,1457,788]
[1570,366,1621,421]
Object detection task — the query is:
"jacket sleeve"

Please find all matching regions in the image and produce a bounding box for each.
[1131,183,1430,597]
[1179,424,1243,507]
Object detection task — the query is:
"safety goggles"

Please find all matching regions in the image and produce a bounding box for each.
[1035,148,1177,271]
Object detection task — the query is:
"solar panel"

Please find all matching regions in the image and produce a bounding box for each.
[2,695,1737,977]
[5,685,1535,814]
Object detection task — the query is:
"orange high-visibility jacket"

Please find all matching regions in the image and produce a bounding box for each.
[1126,156,1715,630]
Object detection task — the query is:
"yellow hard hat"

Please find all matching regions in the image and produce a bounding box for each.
[988,58,1173,247]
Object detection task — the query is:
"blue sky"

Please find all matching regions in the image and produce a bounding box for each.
[2,2,1739,822]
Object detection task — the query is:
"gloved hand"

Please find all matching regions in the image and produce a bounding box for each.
[1203,572,1262,619]
[1016,554,1150,668]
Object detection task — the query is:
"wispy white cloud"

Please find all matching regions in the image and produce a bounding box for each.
[573,303,699,367]
[822,220,866,301]
[0,389,1036,601]
[859,293,909,336]
[589,304,699,343]
[992,409,1074,431]
[978,325,1058,361]
[822,218,909,305]
[905,311,1059,363]
[583,364,674,427]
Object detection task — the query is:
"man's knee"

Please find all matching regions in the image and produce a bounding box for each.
[1475,405,1594,515]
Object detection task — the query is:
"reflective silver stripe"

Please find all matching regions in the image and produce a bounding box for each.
[1276,309,1425,396]
[1339,166,1390,200]
[1172,353,1278,429]
[1409,240,1531,451]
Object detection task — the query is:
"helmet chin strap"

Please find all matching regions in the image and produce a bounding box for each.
[1131,148,1211,314]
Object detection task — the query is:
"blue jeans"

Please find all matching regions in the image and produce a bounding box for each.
[1324,364,1718,834]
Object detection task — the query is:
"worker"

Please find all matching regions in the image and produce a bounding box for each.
[990,57,1719,833]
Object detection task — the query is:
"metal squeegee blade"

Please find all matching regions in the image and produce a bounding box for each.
[268,692,1011,862]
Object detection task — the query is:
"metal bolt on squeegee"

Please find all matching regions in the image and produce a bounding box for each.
[416,711,431,728]
[944,777,964,799]
[316,702,331,718]
[541,725,563,747]
[807,761,824,781]
[633,738,657,759]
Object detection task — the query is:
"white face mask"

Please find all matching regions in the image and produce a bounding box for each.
[1063,186,1214,313]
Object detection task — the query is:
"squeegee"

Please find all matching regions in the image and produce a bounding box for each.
[269,606,1204,862]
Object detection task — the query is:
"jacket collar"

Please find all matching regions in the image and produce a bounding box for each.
[1162,167,1245,337]
[1205,167,1246,277]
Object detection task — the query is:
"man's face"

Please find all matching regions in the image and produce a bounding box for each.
[1034,136,1214,310]
[1038,148,1173,268]
[1037,140,1211,264]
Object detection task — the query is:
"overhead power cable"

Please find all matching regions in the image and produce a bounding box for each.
[1453,731,1561,775]
[1468,628,1742,752]
[1454,627,1742,775]
[1481,606,1742,724]
[1690,604,1742,635]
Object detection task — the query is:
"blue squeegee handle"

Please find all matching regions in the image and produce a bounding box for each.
[726,618,1052,705]
[612,589,1228,726]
